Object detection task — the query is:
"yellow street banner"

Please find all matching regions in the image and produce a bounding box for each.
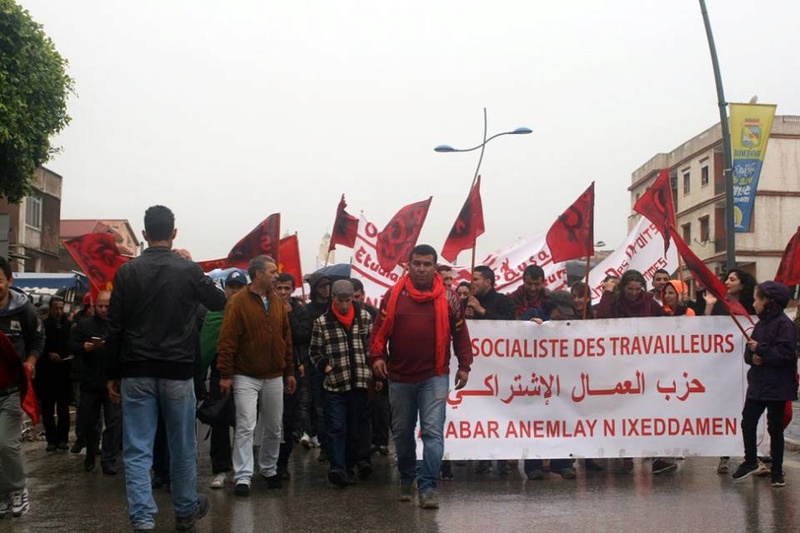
[729,103,776,232]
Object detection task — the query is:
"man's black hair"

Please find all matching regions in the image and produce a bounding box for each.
[144,205,175,242]
[474,265,496,287]
[410,244,438,263]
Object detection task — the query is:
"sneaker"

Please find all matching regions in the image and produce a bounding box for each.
[399,483,414,502]
[754,461,770,477]
[234,482,250,497]
[418,489,439,509]
[357,461,373,480]
[617,458,634,474]
[652,458,678,475]
[262,473,283,489]
[732,462,759,481]
[210,473,226,489]
[70,440,85,454]
[328,470,348,488]
[299,433,311,449]
[525,469,544,480]
[559,467,577,480]
[771,475,786,488]
[474,461,491,474]
[717,457,730,474]
[0,494,10,519]
[440,462,454,480]
[45,443,57,452]
[278,467,291,481]
[309,435,320,448]
[584,459,604,471]
[10,488,29,518]
[175,494,209,531]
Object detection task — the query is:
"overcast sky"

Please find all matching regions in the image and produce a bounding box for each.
[19,0,800,271]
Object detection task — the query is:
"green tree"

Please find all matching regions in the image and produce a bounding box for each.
[0,1,74,203]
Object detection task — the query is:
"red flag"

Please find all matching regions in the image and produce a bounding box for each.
[196,258,230,272]
[376,197,432,272]
[633,169,675,254]
[279,234,303,285]
[227,213,281,268]
[328,194,359,252]
[441,176,485,263]
[62,233,129,293]
[775,226,800,286]
[670,229,751,319]
[545,182,595,263]
[0,331,39,425]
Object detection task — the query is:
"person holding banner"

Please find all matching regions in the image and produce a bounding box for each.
[661,281,695,317]
[731,281,798,488]
[370,244,473,510]
[596,270,677,475]
[507,265,550,320]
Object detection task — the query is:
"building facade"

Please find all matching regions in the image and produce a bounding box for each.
[630,114,800,286]
[0,167,63,272]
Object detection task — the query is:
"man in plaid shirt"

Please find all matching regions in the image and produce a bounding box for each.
[309,279,374,488]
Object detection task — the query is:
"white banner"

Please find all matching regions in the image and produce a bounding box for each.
[586,218,679,303]
[478,231,567,294]
[437,316,748,460]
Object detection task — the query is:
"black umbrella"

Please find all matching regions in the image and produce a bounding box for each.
[311,263,351,280]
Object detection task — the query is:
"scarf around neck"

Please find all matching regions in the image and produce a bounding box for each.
[371,274,450,375]
[331,301,355,330]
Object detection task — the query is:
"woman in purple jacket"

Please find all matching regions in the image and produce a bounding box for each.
[731,281,798,487]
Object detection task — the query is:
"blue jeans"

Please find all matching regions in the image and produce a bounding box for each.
[389,374,448,492]
[121,378,198,529]
[323,388,367,475]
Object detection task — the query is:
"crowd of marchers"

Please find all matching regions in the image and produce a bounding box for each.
[0,205,797,530]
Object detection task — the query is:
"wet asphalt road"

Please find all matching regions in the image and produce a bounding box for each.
[4,405,800,533]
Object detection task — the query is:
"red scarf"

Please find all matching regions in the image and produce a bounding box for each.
[331,301,355,330]
[371,274,450,375]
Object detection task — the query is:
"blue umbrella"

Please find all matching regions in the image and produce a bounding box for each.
[312,263,351,280]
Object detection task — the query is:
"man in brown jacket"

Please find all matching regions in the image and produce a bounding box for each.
[217,255,296,496]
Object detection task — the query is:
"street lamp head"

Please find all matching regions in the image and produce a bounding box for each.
[511,127,533,135]
[434,144,456,153]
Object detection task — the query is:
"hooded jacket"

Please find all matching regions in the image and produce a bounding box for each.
[0,288,44,365]
[744,281,798,401]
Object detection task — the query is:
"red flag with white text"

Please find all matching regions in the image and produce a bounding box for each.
[376,197,432,272]
[62,233,129,293]
[775,226,800,286]
[545,182,595,263]
[279,234,303,286]
[441,176,485,263]
[227,213,281,268]
[633,169,675,254]
[328,194,359,252]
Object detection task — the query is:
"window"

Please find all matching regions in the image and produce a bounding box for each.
[25,195,42,230]
[699,215,710,242]
[682,170,691,195]
[682,223,691,243]
[701,165,709,187]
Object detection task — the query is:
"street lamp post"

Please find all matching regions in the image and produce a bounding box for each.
[434,108,532,186]
[698,0,736,271]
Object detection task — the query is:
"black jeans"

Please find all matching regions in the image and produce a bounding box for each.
[80,388,121,467]
[741,398,785,477]
[323,389,368,475]
[38,377,72,445]
[208,367,232,475]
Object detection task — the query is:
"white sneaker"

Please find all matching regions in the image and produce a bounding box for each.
[0,494,10,519]
[755,461,771,477]
[309,435,320,448]
[209,473,226,489]
[10,488,28,518]
[299,433,311,449]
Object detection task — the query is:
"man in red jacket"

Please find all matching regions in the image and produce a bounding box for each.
[371,244,473,509]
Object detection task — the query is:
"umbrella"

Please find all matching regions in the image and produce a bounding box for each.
[311,263,351,281]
